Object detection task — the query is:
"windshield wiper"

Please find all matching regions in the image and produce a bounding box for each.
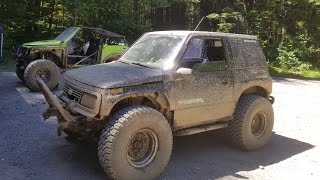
[118,60,130,65]
[130,62,153,68]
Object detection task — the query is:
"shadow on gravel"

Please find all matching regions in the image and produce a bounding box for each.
[0,72,314,179]
[59,131,314,180]
[162,132,315,179]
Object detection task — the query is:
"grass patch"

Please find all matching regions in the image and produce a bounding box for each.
[0,52,15,72]
[269,66,320,80]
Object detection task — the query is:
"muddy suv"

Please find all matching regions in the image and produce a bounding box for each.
[38,31,275,179]
[14,27,128,91]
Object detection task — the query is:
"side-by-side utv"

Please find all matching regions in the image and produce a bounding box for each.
[14,27,129,91]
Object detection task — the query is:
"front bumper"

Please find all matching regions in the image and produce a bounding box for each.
[36,77,75,122]
[37,78,106,137]
[36,78,79,135]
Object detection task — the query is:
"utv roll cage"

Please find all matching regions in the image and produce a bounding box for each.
[66,27,127,67]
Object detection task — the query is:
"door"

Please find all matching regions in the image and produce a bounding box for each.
[101,37,129,62]
[172,37,235,130]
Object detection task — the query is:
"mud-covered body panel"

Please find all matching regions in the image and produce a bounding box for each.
[64,61,163,89]
[60,72,170,120]
[169,70,235,130]
[99,82,171,119]
[41,30,273,137]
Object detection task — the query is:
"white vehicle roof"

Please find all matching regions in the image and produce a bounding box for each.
[146,30,257,40]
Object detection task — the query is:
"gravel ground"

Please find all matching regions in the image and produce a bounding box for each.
[0,72,319,180]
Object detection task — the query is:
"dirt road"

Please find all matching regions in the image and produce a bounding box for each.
[0,72,319,180]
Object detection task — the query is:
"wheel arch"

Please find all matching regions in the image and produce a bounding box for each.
[240,86,269,99]
[103,54,122,63]
[30,50,62,67]
[107,93,173,125]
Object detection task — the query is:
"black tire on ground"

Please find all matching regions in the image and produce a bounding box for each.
[98,106,173,180]
[16,68,25,82]
[226,94,274,151]
[24,59,60,91]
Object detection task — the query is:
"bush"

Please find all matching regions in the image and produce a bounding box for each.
[277,47,311,71]
[276,35,313,71]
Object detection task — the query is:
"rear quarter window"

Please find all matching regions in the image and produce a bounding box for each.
[230,38,267,68]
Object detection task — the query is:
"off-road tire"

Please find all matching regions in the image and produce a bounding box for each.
[98,106,173,180]
[16,68,25,82]
[24,59,60,91]
[226,95,274,151]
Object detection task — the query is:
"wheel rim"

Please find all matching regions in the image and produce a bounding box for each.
[251,112,267,138]
[127,129,158,168]
[36,68,50,83]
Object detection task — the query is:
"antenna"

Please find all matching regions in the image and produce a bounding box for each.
[194,16,205,31]
[184,16,206,46]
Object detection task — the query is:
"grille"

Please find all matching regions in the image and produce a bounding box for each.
[63,83,84,102]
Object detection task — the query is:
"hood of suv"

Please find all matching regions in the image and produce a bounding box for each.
[64,62,163,89]
[22,40,62,47]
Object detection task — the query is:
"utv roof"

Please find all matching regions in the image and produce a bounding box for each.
[81,27,124,37]
[147,31,257,40]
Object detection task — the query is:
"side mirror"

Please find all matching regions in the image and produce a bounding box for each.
[175,67,193,80]
[176,67,192,75]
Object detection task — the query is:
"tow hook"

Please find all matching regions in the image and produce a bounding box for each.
[269,96,275,104]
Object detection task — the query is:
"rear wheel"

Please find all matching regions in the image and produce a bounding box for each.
[98,106,173,180]
[226,95,274,151]
[24,59,60,91]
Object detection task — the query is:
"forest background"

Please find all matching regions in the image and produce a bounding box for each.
[1,0,320,78]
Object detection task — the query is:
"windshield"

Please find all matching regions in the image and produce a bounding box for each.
[55,27,79,42]
[119,33,187,69]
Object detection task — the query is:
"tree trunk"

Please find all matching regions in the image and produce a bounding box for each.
[48,0,55,33]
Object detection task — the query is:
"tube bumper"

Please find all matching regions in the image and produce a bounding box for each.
[36,77,75,123]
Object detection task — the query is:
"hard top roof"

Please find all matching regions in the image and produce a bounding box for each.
[146,31,257,40]
[81,27,124,37]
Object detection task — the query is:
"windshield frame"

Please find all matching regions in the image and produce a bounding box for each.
[118,32,189,70]
[54,27,81,42]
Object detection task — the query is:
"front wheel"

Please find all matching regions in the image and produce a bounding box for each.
[98,106,173,180]
[24,60,60,91]
[226,95,274,151]
[16,67,25,82]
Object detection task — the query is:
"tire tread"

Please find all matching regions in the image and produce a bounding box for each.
[98,106,172,179]
[226,95,267,150]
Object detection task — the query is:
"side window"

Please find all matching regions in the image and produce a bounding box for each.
[205,39,225,62]
[180,38,204,69]
[183,38,204,60]
[106,37,126,45]
[231,39,267,68]
[193,39,227,72]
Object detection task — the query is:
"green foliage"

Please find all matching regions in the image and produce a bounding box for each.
[0,0,320,73]
[269,66,320,80]
[207,12,241,32]
[277,46,311,71]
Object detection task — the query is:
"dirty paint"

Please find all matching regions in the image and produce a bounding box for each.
[40,30,273,137]
[178,98,205,105]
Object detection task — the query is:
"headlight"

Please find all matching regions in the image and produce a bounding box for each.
[80,93,97,109]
